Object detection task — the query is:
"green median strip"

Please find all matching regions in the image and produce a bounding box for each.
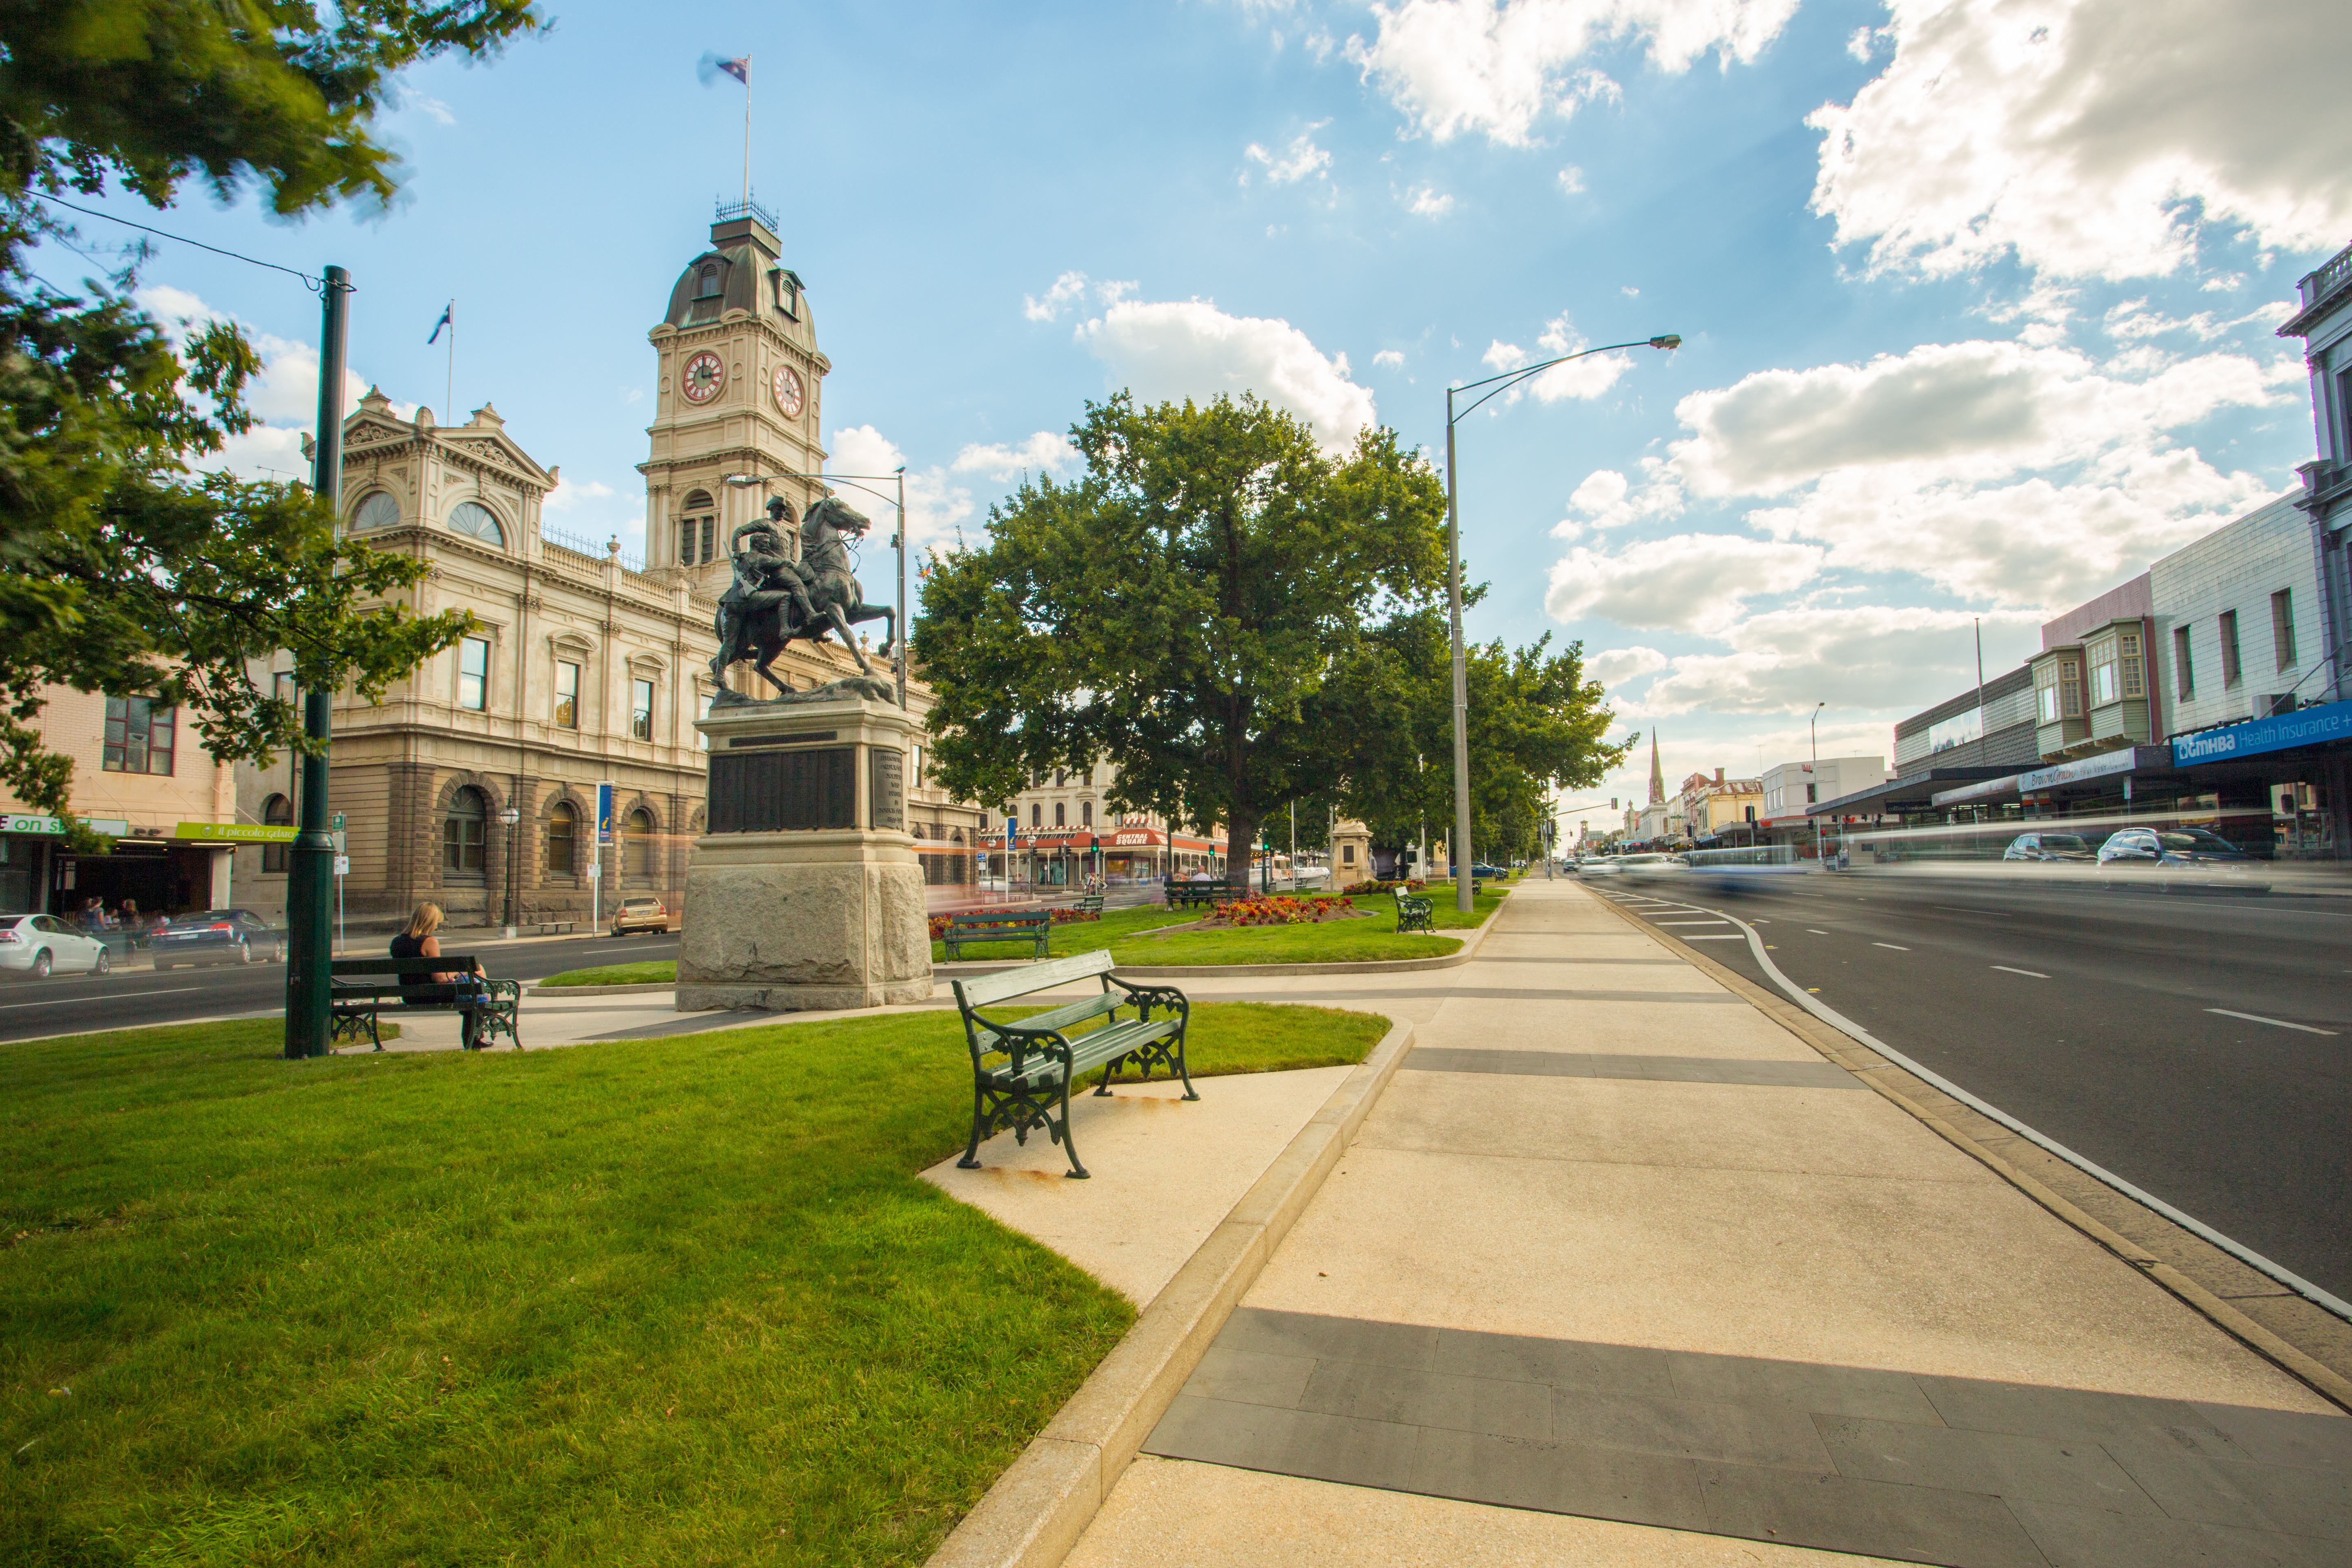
[0,1003,1384,1567]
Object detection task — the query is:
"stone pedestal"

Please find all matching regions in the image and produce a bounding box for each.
[1330,819,1372,890]
[676,693,933,1011]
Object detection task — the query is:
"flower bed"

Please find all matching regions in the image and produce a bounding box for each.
[927,906,1100,941]
[1204,894,1359,927]
[1342,878,1425,895]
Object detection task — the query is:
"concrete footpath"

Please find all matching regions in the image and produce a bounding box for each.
[1049,880,2348,1568]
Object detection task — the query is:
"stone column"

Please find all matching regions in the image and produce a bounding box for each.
[676,693,932,1011]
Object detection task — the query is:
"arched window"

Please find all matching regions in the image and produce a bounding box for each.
[548,801,577,876]
[623,807,655,883]
[1054,801,1066,827]
[1081,802,1093,827]
[261,793,293,874]
[448,501,505,546]
[1030,803,1041,827]
[696,264,722,299]
[350,491,401,532]
[679,489,716,566]
[443,787,488,879]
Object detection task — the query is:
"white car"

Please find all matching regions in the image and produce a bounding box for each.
[0,913,114,978]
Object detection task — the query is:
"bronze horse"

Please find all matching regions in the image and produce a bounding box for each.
[711,495,898,697]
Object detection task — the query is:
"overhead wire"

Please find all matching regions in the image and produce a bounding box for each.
[35,194,349,292]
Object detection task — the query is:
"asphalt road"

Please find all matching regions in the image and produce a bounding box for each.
[0,930,682,1047]
[1590,868,2352,1305]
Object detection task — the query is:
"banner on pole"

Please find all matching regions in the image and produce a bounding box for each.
[597,781,617,848]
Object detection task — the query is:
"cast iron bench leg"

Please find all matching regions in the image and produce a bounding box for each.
[1053,1073,1089,1179]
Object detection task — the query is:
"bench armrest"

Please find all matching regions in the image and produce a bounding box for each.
[973,1018,1076,1076]
[1108,976,1188,1017]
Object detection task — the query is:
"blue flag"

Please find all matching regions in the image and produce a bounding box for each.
[426,303,451,345]
[697,52,748,86]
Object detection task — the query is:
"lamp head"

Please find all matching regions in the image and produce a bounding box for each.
[1648,334,1683,351]
[724,473,762,488]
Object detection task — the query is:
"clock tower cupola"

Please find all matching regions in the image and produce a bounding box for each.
[639,198,829,592]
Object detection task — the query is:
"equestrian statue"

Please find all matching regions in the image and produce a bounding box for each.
[711,495,898,700]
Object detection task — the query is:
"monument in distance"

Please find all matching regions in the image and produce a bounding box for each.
[676,496,932,1011]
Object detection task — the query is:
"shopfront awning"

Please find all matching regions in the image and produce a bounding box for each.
[1810,767,2012,818]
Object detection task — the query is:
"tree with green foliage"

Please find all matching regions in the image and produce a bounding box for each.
[915,391,1635,882]
[917,392,1450,883]
[0,0,543,837]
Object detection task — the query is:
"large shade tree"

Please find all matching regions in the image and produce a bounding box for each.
[0,0,542,837]
[916,392,1635,883]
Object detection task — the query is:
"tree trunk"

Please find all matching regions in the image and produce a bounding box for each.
[1225,811,1257,893]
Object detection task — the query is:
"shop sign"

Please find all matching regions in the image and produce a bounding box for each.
[2173,700,2352,766]
[1930,775,2022,807]
[173,822,297,842]
[3,814,130,837]
[2016,748,2138,792]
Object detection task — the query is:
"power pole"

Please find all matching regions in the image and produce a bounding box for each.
[284,263,349,1059]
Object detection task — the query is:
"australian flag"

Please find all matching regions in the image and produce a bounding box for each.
[698,52,749,86]
[426,303,451,345]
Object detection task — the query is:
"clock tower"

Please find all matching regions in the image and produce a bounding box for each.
[640,199,829,596]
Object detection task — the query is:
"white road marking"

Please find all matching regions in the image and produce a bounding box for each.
[1991,966,2050,979]
[2206,1008,2339,1036]
[1872,942,1909,951]
[0,985,205,1011]
[1806,929,1829,935]
[1680,934,1745,940]
[1655,920,1731,927]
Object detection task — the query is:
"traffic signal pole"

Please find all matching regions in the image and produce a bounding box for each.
[284,264,349,1059]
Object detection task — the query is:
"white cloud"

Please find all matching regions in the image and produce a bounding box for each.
[1346,0,1799,145]
[1588,644,1669,686]
[1557,165,1586,194]
[1373,349,1407,370]
[1245,124,1334,184]
[1545,532,1824,634]
[1477,314,1637,404]
[1630,605,2043,717]
[828,425,975,551]
[1405,184,1456,217]
[1074,298,1376,451]
[951,431,1081,483]
[1024,270,1091,323]
[135,283,387,481]
[411,95,456,126]
[1808,0,2352,284]
[543,477,616,513]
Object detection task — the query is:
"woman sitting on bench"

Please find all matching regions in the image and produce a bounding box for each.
[389,903,484,1001]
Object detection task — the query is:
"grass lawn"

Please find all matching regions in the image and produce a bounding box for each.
[535,960,676,987]
[1,1002,1381,1568]
[924,901,1193,964]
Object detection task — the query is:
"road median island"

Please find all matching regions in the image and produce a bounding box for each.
[0,1004,1390,1567]
[1588,889,2352,1412]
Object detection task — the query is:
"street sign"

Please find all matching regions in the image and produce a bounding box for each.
[333,855,350,877]
[331,812,344,830]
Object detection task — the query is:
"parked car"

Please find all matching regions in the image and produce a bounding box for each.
[1454,863,1507,880]
[0,913,113,978]
[2002,831,2096,863]
[150,909,285,970]
[2095,826,2255,870]
[610,896,671,936]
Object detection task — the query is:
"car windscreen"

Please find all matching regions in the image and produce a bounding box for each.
[2159,829,2238,852]
[2038,834,2089,850]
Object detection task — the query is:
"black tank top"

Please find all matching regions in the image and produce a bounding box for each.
[390,931,428,989]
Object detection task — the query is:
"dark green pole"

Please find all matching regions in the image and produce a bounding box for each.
[284,264,348,1059]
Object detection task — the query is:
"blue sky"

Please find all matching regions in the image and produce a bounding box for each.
[43,0,2352,824]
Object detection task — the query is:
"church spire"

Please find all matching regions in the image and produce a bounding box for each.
[1648,731,1664,805]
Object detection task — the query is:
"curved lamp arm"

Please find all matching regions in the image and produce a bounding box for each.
[1447,335,1681,423]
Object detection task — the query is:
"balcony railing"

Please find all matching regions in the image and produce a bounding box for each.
[2296,241,2352,309]
[539,525,646,575]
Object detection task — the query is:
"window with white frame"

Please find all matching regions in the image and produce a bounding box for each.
[630,677,654,741]
[2272,590,2297,669]
[458,637,490,710]
[554,659,580,728]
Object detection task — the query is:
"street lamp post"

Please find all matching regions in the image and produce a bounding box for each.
[724,468,911,708]
[1811,701,1826,864]
[1443,333,1680,912]
[497,807,521,937]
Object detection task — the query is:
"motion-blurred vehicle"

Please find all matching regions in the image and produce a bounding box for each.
[610,896,671,935]
[0,913,112,978]
[149,909,284,969]
[2002,831,2096,863]
[2095,826,2254,869]
[1577,856,1621,877]
[1616,853,1685,877]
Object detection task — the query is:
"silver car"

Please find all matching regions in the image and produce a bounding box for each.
[0,913,113,978]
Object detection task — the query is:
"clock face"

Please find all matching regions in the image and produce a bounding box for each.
[771,364,806,419]
[679,350,726,405]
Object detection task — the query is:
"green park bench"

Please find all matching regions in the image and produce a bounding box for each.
[1164,877,1244,909]
[952,949,1194,1179]
[329,956,521,1052]
[942,909,1053,960]
[1071,892,1105,915]
[1392,886,1436,934]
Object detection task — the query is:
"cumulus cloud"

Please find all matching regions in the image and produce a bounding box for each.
[1346,0,1799,145]
[951,431,1081,483]
[1024,271,1091,323]
[1557,165,1586,194]
[1477,313,1637,404]
[1074,298,1376,451]
[1587,644,1669,686]
[1373,348,1407,369]
[829,425,975,550]
[1244,124,1334,184]
[1631,605,2043,717]
[1809,0,2352,283]
[136,283,388,480]
[1545,533,1824,634]
[543,477,616,512]
[1653,336,2292,603]
[1405,184,1456,217]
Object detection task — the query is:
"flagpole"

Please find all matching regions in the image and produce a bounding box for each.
[445,300,454,421]
[742,55,751,209]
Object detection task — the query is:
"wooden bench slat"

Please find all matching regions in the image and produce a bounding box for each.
[954,948,1113,1008]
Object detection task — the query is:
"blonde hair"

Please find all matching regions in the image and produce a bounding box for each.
[404,902,445,938]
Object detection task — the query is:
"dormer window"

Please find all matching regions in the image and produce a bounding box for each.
[696,264,723,299]
[773,270,800,320]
